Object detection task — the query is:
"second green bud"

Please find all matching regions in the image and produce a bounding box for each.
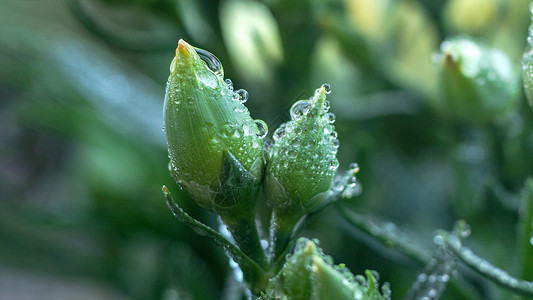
[434,36,520,123]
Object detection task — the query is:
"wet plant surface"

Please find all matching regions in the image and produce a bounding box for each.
[2,0,533,299]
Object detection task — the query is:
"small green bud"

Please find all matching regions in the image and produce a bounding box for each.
[434,36,520,123]
[270,238,390,300]
[266,84,339,216]
[164,39,266,209]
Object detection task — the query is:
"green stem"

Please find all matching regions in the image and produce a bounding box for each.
[441,231,533,298]
[337,205,482,300]
[218,213,268,269]
[268,210,300,269]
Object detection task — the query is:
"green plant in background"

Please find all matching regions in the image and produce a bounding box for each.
[3,0,533,299]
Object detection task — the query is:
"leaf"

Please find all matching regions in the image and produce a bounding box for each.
[162,186,267,294]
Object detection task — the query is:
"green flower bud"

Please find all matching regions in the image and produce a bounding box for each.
[164,39,266,209]
[269,238,390,300]
[266,84,338,216]
[434,36,520,123]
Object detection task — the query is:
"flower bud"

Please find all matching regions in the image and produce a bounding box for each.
[271,238,390,300]
[164,39,266,209]
[266,84,338,216]
[434,36,520,123]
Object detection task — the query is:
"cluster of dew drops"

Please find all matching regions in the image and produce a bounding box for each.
[194,47,365,191]
[193,47,268,141]
[269,84,340,174]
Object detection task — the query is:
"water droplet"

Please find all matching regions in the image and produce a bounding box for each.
[291,138,301,147]
[288,149,297,158]
[196,69,218,89]
[433,235,444,245]
[252,139,260,149]
[326,112,336,123]
[354,275,366,286]
[242,123,251,135]
[193,47,224,77]
[332,139,340,149]
[322,83,332,94]
[330,159,339,170]
[290,100,311,120]
[324,100,331,110]
[349,163,360,173]
[254,120,268,138]
[233,89,249,103]
[273,124,287,141]
[453,220,471,239]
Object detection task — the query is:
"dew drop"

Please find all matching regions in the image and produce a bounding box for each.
[254,120,268,139]
[288,149,297,158]
[243,123,251,135]
[326,112,336,123]
[196,69,218,89]
[332,139,340,149]
[193,47,224,78]
[233,89,249,103]
[225,79,234,92]
[322,83,332,94]
[330,159,339,170]
[290,100,311,120]
[324,100,331,110]
[349,163,360,173]
[291,138,301,147]
[453,220,472,239]
[273,124,287,141]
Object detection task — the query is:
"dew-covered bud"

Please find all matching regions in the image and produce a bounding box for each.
[434,36,520,123]
[164,40,269,266]
[164,39,266,209]
[266,84,338,216]
[265,85,338,258]
[270,238,390,300]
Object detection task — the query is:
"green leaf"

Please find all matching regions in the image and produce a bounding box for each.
[214,151,267,268]
[163,186,267,294]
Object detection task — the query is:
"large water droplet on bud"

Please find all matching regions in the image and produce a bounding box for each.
[254,119,268,139]
[193,47,224,78]
[290,100,311,120]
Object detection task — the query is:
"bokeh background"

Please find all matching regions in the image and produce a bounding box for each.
[1,0,533,299]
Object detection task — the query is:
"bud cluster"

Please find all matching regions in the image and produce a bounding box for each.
[163,39,361,295]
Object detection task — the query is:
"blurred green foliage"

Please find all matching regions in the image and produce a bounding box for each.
[1,0,533,299]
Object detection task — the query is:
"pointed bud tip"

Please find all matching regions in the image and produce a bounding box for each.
[443,51,457,66]
[176,39,192,56]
